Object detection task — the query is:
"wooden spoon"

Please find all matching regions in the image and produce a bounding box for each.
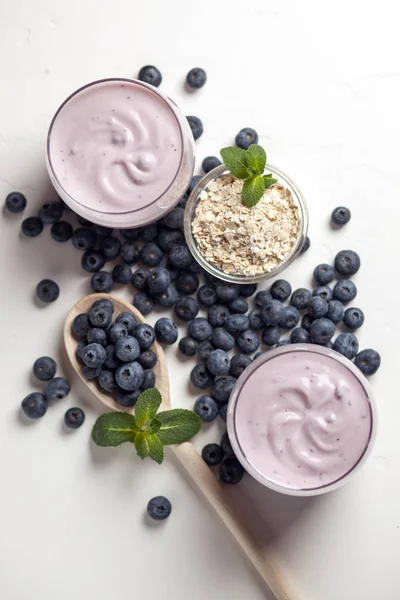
[64,293,300,600]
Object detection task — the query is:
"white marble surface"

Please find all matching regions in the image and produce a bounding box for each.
[0,1,398,599]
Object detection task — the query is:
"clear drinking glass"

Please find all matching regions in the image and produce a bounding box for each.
[227,344,377,497]
[184,164,308,284]
[46,78,195,228]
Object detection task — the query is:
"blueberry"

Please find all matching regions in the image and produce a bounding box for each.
[141,223,158,242]
[220,402,229,422]
[81,250,106,273]
[137,349,157,369]
[120,241,140,265]
[326,300,345,324]
[115,335,140,362]
[155,284,180,308]
[186,67,207,89]
[300,236,311,254]
[179,337,198,357]
[188,317,212,342]
[147,496,172,521]
[187,116,203,140]
[236,330,260,354]
[82,365,101,380]
[187,175,203,195]
[198,284,218,307]
[355,349,381,376]
[21,392,48,419]
[146,267,171,294]
[72,313,91,338]
[33,356,57,381]
[333,280,357,303]
[203,272,221,287]
[271,279,292,301]
[115,389,141,408]
[190,364,214,389]
[141,369,156,390]
[140,242,163,266]
[211,376,236,403]
[44,377,71,400]
[216,282,240,303]
[333,333,359,359]
[302,314,313,331]
[235,128,258,150]
[248,309,263,331]
[309,318,335,345]
[178,195,188,209]
[77,216,93,227]
[313,264,335,285]
[202,444,223,466]
[134,324,156,350]
[261,300,283,326]
[220,432,234,456]
[277,340,291,347]
[108,323,128,344]
[334,250,360,276]
[163,207,184,230]
[211,328,235,351]
[50,221,73,242]
[202,156,221,173]
[133,292,153,315]
[94,225,113,237]
[224,314,249,334]
[157,228,184,251]
[104,345,119,369]
[290,288,312,310]
[64,407,85,429]
[91,271,113,293]
[71,227,97,250]
[99,236,120,260]
[88,303,113,329]
[331,206,351,226]
[5,191,26,213]
[290,328,310,344]
[138,65,162,87]
[115,312,138,335]
[155,317,178,345]
[21,216,43,237]
[39,201,63,224]
[207,349,230,376]
[239,283,257,297]
[197,340,215,361]
[307,297,328,319]
[188,261,203,274]
[115,361,144,391]
[220,458,244,484]
[343,307,364,330]
[278,306,300,329]
[230,354,252,378]
[313,286,333,302]
[174,296,199,321]
[36,279,60,303]
[98,369,119,392]
[120,227,141,240]
[132,267,151,290]
[176,273,199,295]
[228,297,248,314]
[253,351,264,359]
[168,243,193,269]
[208,304,230,327]
[93,298,115,313]
[87,327,107,346]
[262,326,281,346]
[82,343,106,368]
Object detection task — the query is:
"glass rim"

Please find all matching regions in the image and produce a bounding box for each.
[226,344,378,497]
[46,77,187,217]
[184,163,309,284]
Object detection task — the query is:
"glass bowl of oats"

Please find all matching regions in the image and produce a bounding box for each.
[184,164,308,284]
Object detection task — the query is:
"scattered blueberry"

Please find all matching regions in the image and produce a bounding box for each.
[333,279,357,303]
[239,283,257,297]
[270,279,292,301]
[307,297,328,319]
[155,317,178,345]
[343,307,364,330]
[221,432,234,456]
[155,284,180,308]
[81,250,106,273]
[44,377,71,400]
[220,458,244,484]
[115,389,141,408]
[188,318,212,342]
[163,207,184,230]
[291,288,312,310]
[207,349,230,376]
[313,286,333,302]
[211,376,236,403]
[203,272,221,286]
[174,295,199,321]
[224,314,250,334]
[33,356,57,381]
[313,264,335,285]
[334,250,361,276]
[88,303,113,329]
[39,201,63,224]
[331,206,351,226]
[115,335,140,362]
[278,306,300,329]
[137,349,157,369]
[211,327,235,351]
[157,228,184,251]
[228,297,248,314]
[300,236,310,254]
[142,223,159,242]
[21,216,43,237]
[176,272,199,295]
[236,329,260,354]
[94,225,113,237]
[326,300,345,324]
[120,241,140,265]
[82,343,106,368]
[216,282,240,303]
[248,309,263,330]
[147,267,171,294]
[64,407,85,429]
[140,242,163,266]
[100,236,121,260]
[220,403,229,422]
[230,354,252,378]
[138,65,162,87]
[187,115,203,140]
[194,395,218,422]
[309,318,335,345]
[190,363,214,389]
[133,292,153,315]
[290,328,310,344]
[132,267,151,290]
[202,156,221,173]
[141,369,156,390]
[5,191,26,213]
[197,340,215,361]
[108,323,128,344]
[302,314,313,331]
[208,304,230,327]
[333,333,359,359]
[72,313,91,338]
[147,496,172,521]
[262,326,281,346]
[168,243,193,269]
[186,67,207,89]
[133,323,155,351]
[187,175,203,196]
[50,221,73,242]
[197,284,218,307]
[36,279,60,303]
[202,443,223,466]
[355,349,381,376]
[119,227,141,240]
[235,127,258,150]
[91,271,113,293]
[87,327,107,346]
[179,337,198,357]
[77,216,93,226]
[21,392,48,419]
[261,300,283,326]
[115,361,144,391]
[71,227,97,251]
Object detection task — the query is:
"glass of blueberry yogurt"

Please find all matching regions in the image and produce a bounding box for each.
[227,344,377,496]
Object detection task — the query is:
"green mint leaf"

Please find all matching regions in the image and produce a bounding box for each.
[242,176,266,207]
[134,388,162,428]
[148,418,162,434]
[220,147,252,179]
[246,144,266,175]
[157,409,202,445]
[135,432,164,464]
[135,432,150,459]
[263,175,278,189]
[91,413,139,447]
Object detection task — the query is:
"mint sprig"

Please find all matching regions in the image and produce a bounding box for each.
[220,144,277,207]
[91,388,202,464]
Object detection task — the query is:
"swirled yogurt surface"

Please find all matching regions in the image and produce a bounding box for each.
[49,80,182,213]
[233,350,372,490]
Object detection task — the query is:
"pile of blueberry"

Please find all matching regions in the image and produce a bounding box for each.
[202,433,244,484]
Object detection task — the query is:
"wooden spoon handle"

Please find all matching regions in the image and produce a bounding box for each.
[171,442,300,600]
